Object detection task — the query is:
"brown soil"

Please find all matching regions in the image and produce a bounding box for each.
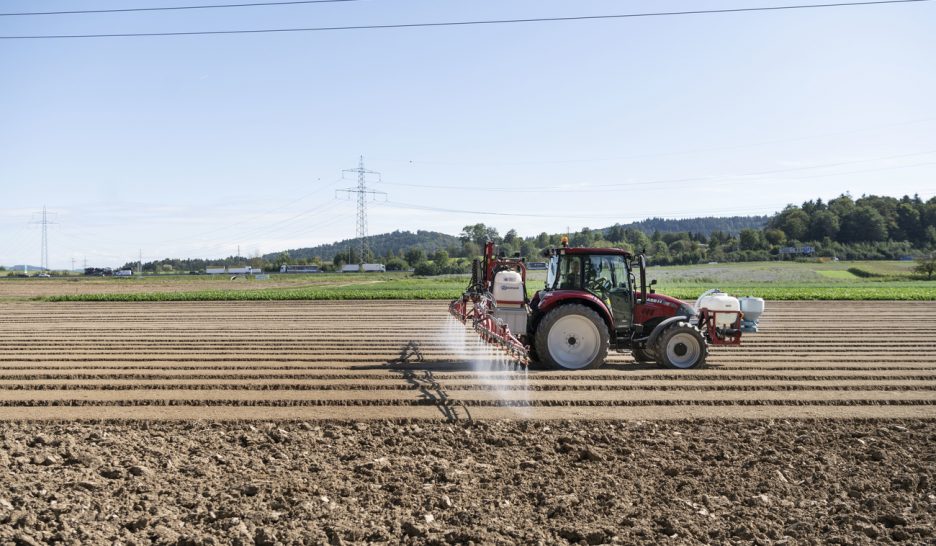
[0,277,350,300]
[1,301,935,544]
[0,301,934,420]
[1,419,934,545]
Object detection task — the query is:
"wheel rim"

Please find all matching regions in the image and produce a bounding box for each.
[546,314,601,369]
[665,332,701,369]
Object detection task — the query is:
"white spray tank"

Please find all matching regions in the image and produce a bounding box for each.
[695,289,741,329]
[739,296,765,333]
[493,270,524,307]
[492,270,527,335]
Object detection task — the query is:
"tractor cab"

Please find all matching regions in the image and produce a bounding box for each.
[542,247,636,332]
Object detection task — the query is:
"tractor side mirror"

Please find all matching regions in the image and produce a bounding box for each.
[649,279,657,294]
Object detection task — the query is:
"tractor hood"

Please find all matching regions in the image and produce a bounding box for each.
[634,292,698,324]
[636,292,691,310]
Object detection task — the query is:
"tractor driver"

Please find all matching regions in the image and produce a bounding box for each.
[559,256,581,290]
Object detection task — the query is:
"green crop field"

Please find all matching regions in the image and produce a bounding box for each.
[30,260,936,302]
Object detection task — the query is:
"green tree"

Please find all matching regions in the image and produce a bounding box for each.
[808,210,840,241]
[503,229,518,245]
[926,226,936,246]
[764,228,786,246]
[771,207,810,241]
[461,241,481,258]
[739,229,766,251]
[273,251,290,269]
[384,257,407,271]
[913,253,936,280]
[535,232,549,248]
[432,249,450,268]
[404,248,425,266]
[459,223,500,246]
[895,202,922,242]
[840,206,888,242]
[828,194,856,218]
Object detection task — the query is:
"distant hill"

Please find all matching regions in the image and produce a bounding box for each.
[7,265,44,272]
[266,217,770,262]
[265,230,462,261]
[604,216,769,236]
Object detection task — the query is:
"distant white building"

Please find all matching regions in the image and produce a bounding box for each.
[205,266,255,275]
[341,263,386,273]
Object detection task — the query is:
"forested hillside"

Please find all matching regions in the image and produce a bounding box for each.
[264,230,460,263]
[127,194,936,273]
[604,216,768,236]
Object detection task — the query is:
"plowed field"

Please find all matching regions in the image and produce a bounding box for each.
[1,300,934,421]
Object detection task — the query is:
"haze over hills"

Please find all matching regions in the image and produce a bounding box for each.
[270,216,770,262]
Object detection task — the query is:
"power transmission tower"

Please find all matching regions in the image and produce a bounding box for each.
[336,156,386,265]
[29,205,57,272]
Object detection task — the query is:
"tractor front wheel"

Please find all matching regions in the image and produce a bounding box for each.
[535,304,609,370]
[655,323,707,369]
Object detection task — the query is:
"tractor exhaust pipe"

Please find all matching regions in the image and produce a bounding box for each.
[639,254,647,305]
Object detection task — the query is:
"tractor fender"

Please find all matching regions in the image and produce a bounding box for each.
[646,316,690,349]
[535,291,614,333]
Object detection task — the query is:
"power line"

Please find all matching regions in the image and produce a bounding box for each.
[376,116,936,167]
[380,200,788,221]
[0,0,364,17]
[1,0,930,40]
[381,149,936,193]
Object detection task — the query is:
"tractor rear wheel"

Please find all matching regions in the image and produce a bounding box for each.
[534,304,609,370]
[655,322,707,369]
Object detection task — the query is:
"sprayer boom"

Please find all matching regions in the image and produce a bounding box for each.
[448,241,531,368]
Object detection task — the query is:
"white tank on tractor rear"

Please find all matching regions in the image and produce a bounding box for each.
[695,290,741,329]
[739,296,766,332]
[492,270,528,335]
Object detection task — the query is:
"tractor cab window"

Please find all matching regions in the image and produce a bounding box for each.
[585,256,614,299]
[546,256,558,289]
[584,255,626,298]
[555,255,582,290]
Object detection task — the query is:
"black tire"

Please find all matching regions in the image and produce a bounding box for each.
[631,345,655,363]
[655,322,707,370]
[534,304,609,371]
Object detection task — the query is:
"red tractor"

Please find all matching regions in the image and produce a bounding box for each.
[450,241,743,370]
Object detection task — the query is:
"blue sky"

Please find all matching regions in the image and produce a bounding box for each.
[1,0,935,268]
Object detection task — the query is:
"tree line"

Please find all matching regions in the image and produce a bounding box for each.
[122,193,936,274]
